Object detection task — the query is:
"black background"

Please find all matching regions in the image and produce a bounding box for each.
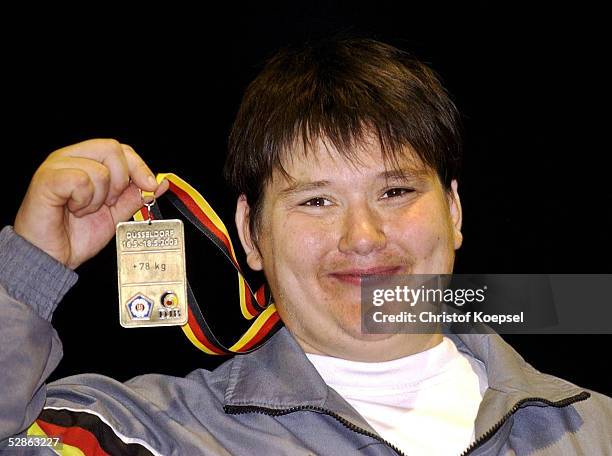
[3,3,610,396]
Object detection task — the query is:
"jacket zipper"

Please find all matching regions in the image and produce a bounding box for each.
[225,390,590,456]
[224,404,407,456]
[460,391,591,455]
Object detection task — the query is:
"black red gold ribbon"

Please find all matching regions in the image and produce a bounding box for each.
[134,173,281,355]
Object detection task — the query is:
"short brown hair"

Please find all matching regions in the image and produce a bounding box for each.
[224,37,462,240]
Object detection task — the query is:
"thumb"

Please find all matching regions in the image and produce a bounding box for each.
[111,182,147,223]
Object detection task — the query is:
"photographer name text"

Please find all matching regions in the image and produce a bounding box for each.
[371,311,524,324]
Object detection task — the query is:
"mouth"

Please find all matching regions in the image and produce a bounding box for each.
[328,266,402,286]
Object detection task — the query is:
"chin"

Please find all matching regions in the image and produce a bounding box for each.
[339,319,398,342]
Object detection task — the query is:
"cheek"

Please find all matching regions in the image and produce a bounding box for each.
[392,201,454,260]
[271,215,333,273]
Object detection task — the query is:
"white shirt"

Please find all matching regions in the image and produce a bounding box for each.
[306,337,488,456]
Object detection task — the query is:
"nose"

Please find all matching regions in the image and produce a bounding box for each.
[338,203,387,255]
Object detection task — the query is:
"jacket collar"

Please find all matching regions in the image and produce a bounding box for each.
[446,330,587,435]
[223,326,377,433]
[224,326,587,436]
[224,326,328,409]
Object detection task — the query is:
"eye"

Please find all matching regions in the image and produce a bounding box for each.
[381,187,414,199]
[301,197,332,207]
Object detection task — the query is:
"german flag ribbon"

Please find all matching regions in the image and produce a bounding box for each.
[134,173,282,355]
[27,408,155,455]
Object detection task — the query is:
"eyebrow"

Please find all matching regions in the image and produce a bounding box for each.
[379,168,430,181]
[278,180,331,198]
[278,167,429,197]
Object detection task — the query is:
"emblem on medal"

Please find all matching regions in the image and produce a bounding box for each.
[161,291,179,308]
[127,293,153,320]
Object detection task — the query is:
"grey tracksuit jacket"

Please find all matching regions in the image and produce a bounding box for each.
[0,226,610,455]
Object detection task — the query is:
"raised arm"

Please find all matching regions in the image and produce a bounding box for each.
[0,139,167,443]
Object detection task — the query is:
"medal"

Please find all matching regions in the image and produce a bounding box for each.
[116,192,188,327]
[115,173,282,355]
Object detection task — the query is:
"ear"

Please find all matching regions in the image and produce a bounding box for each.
[235,194,264,271]
[448,180,463,250]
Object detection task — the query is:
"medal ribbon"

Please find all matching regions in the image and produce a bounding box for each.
[133,173,282,355]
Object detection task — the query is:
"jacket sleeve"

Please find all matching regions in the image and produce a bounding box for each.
[0,225,78,442]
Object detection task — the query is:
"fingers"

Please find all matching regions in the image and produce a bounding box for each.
[154,178,170,198]
[15,140,166,269]
[43,138,163,216]
[120,144,159,193]
[111,177,170,220]
[44,157,112,217]
[36,167,96,215]
[50,138,158,199]
[110,182,147,222]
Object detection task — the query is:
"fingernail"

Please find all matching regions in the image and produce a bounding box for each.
[148,175,157,187]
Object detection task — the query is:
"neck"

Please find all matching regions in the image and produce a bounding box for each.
[295,332,444,362]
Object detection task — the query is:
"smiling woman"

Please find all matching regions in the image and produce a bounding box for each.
[225,38,464,363]
[234,137,462,362]
[1,26,611,456]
